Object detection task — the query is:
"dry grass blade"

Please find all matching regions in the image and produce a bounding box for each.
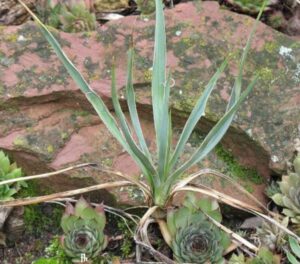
[138,206,158,232]
[136,218,176,264]
[205,214,258,252]
[173,168,268,212]
[92,166,151,198]
[176,185,300,246]
[253,211,300,243]
[157,219,172,247]
[0,181,133,207]
[0,163,95,186]
[173,185,262,212]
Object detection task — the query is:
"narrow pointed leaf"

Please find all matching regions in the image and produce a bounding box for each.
[111,66,157,187]
[125,47,152,159]
[158,72,171,180]
[170,60,227,170]
[227,0,266,110]
[19,1,156,184]
[152,0,167,174]
[167,76,258,186]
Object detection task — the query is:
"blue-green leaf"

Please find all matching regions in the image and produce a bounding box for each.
[290,236,300,259]
[167,76,258,186]
[169,60,227,170]
[111,65,157,187]
[125,47,152,159]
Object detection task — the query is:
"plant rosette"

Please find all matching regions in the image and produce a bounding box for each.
[61,197,107,263]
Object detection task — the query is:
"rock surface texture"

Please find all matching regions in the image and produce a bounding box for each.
[0,2,299,204]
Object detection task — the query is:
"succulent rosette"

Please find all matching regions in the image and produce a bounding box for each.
[272,154,300,227]
[257,216,288,252]
[0,151,26,201]
[59,1,96,33]
[167,193,230,263]
[61,197,107,262]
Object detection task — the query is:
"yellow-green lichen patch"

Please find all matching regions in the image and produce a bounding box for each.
[0,110,35,136]
[264,41,279,54]
[12,128,66,161]
[13,64,69,94]
[143,69,152,82]
[83,56,100,80]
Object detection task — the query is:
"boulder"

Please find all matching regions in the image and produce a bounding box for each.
[0,1,299,205]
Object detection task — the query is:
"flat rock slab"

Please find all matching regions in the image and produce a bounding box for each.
[0,2,299,205]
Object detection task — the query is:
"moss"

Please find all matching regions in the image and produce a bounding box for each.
[17,181,62,236]
[215,145,264,185]
[17,180,39,198]
[24,203,63,237]
[230,0,265,12]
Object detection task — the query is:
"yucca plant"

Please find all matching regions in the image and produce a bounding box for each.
[12,0,300,261]
[21,0,264,207]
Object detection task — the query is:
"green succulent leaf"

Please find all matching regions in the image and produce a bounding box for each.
[289,236,300,259]
[294,154,300,175]
[286,251,300,264]
[270,155,300,223]
[167,195,228,263]
[0,151,25,200]
[0,156,10,175]
[60,198,107,261]
[271,193,284,206]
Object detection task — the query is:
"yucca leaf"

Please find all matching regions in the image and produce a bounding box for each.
[111,65,157,187]
[169,59,227,171]
[125,47,152,160]
[152,0,166,118]
[289,236,300,259]
[227,0,266,110]
[158,72,171,180]
[167,76,258,186]
[19,4,124,139]
[152,0,168,179]
[19,1,157,184]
